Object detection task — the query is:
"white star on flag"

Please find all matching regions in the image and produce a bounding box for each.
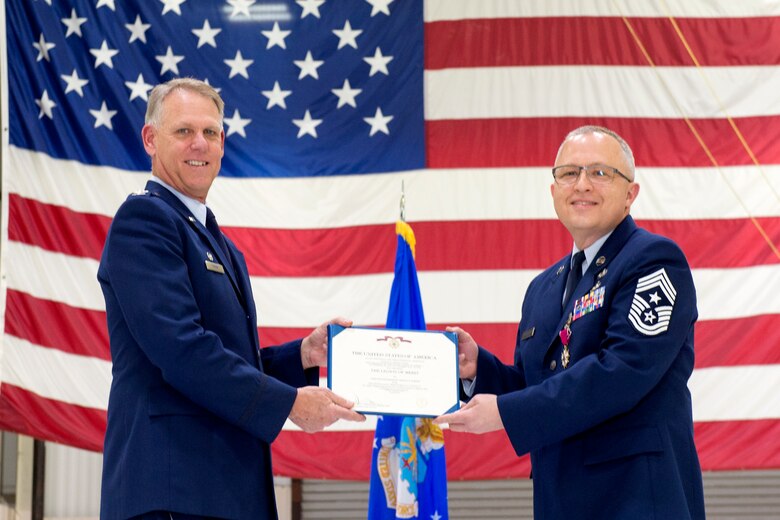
[297,0,325,19]
[90,40,119,69]
[262,81,293,109]
[160,0,187,16]
[156,46,185,75]
[60,69,89,97]
[332,79,362,108]
[228,0,254,18]
[224,50,253,79]
[125,15,151,44]
[364,46,392,76]
[224,109,251,137]
[294,50,324,80]
[333,20,362,49]
[89,101,117,130]
[61,9,87,38]
[366,0,393,17]
[262,22,292,50]
[33,33,56,62]
[192,19,221,48]
[293,109,322,138]
[96,0,116,11]
[125,73,153,102]
[35,90,56,119]
[364,107,393,136]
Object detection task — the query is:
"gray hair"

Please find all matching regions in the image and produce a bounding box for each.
[558,125,636,180]
[145,78,224,128]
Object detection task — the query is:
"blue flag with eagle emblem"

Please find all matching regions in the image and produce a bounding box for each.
[367,221,448,520]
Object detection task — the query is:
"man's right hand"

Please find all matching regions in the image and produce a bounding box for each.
[289,386,365,433]
[446,326,478,380]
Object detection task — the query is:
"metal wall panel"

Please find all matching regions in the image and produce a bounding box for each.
[703,470,780,519]
[38,443,294,519]
[302,472,780,519]
[44,442,101,517]
[11,444,780,518]
[301,479,533,519]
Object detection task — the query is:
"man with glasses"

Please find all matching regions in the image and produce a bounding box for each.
[436,126,705,519]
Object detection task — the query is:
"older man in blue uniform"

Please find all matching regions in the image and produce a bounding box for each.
[436,126,705,519]
[98,78,364,520]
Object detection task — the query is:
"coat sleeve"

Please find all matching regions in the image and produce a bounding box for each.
[101,196,298,443]
[497,238,697,456]
[260,339,320,387]
[471,344,526,397]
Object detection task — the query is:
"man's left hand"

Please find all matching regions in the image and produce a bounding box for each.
[433,394,504,434]
[301,317,352,369]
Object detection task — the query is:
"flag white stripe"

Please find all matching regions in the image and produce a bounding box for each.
[6,240,780,326]
[2,334,111,410]
[4,334,777,424]
[425,66,780,120]
[8,148,780,228]
[5,146,149,216]
[4,241,103,311]
[424,0,780,22]
[689,365,780,422]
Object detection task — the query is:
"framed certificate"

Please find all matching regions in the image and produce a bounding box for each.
[327,325,460,417]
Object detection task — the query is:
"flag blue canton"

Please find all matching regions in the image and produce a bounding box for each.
[368,226,448,520]
[6,0,424,177]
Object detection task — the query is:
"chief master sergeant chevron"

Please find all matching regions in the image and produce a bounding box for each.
[97,78,364,520]
[435,125,705,519]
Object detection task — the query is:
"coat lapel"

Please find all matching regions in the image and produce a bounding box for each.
[145,181,247,308]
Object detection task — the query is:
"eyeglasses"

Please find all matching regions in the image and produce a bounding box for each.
[551,164,633,185]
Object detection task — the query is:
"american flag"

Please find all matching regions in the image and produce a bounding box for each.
[2,0,779,481]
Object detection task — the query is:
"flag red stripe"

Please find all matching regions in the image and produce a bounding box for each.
[259,315,780,371]
[0,384,105,452]
[271,419,780,480]
[445,318,780,369]
[425,16,780,69]
[426,116,780,168]
[272,429,530,480]
[7,193,111,261]
[7,288,772,376]
[8,285,770,384]
[1,383,773,479]
[272,430,374,479]
[5,289,110,360]
[693,315,780,368]
[694,419,780,470]
[10,193,778,274]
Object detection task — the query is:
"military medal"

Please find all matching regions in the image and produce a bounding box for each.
[559,313,573,369]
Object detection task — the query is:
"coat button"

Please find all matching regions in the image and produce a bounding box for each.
[549,359,557,371]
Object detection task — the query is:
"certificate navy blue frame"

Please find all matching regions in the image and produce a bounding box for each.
[327,324,460,417]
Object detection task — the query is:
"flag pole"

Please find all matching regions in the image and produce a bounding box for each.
[400,180,406,222]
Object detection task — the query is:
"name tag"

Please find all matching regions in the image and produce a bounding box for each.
[205,260,225,274]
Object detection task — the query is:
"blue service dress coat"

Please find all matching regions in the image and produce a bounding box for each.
[98,181,316,519]
[472,216,705,520]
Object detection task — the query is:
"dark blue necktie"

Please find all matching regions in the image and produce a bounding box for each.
[205,208,231,264]
[563,250,586,309]
[206,207,244,301]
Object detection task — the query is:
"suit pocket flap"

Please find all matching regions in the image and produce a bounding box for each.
[584,425,664,466]
[148,386,204,417]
